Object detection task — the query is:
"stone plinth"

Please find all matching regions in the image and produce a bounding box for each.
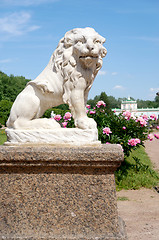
[5,128,99,145]
[0,144,126,240]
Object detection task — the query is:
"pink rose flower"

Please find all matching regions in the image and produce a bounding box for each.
[106,142,111,144]
[123,111,131,120]
[122,126,126,130]
[128,138,140,146]
[103,127,112,136]
[86,109,89,114]
[154,133,159,139]
[156,126,159,130]
[96,100,106,108]
[150,114,157,121]
[63,112,72,121]
[136,117,147,127]
[148,134,154,141]
[62,122,68,128]
[135,138,141,144]
[128,139,137,146]
[142,114,148,120]
[89,110,96,114]
[86,104,91,109]
[54,114,62,121]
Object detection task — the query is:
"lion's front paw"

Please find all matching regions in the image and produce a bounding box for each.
[75,117,97,129]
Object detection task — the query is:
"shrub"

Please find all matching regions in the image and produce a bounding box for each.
[87,103,149,158]
[49,100,152,159]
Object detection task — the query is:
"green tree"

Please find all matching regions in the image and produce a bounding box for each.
[99,92,110,110]
[0,71,30,102]
[0,100,13,125]
[155,95,159,107]
[108,95,120,108]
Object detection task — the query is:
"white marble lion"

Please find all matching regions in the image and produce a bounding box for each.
[7,27,107,130]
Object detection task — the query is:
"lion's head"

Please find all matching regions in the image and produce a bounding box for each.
[53,27,107,74]
[51,27,107,110]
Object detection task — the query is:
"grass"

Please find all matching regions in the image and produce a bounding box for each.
[0,129,7,145]
[115,146,159,191]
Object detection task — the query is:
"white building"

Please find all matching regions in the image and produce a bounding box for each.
[113,97,159,119]
[121,98,137,111]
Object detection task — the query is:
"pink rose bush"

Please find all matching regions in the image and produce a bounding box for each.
[86,101,150,157]
[46,99,159,158]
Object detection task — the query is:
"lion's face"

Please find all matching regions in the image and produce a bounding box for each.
[64,27,107,68]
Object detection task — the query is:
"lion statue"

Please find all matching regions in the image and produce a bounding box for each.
[7,27,107,130]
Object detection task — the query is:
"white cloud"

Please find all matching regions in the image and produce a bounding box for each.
[150,87,159,92]
[113,85,125,90]
[1,0,59,6]
[0,58,12,63]
[0,12,40,36]
[111,72,118,76]
[98,70,107,76]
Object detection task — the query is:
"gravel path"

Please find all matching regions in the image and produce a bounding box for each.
[117,138,159,240]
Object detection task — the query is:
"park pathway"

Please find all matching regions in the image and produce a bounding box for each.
[144,135,159,170]
[117,137,159,240]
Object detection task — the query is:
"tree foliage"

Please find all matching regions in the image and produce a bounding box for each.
[0,71,30,125]
[0,100,13,125]
[88,93,159,109]
[0,71,30,102]
[137,99,159,108]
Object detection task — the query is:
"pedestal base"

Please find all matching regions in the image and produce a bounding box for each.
[0,144,127,239]
[5,128,99,145]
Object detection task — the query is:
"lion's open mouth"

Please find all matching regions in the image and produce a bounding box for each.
[79,55,98,67]
[79,55,98,60]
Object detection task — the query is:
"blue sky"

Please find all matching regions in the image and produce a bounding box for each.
[0,0,159,101]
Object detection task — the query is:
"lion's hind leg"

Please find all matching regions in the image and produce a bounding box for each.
[12,117,61,130]
[6,84,61,130]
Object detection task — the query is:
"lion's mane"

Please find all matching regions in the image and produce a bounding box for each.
[50,28,106,112]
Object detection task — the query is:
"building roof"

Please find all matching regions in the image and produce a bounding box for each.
[121,97,137,104]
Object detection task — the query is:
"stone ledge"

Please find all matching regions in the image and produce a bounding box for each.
[0,144,124,171]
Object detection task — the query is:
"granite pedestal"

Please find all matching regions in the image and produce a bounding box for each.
[0,144,127,239]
